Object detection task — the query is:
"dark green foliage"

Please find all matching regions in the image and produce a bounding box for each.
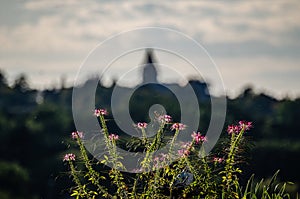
[0,71,299,198]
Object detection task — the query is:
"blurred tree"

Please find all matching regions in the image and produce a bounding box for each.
[13,74,29,92]
[0,71,300,198]
[0,70,8,88]
[0,161,30,198]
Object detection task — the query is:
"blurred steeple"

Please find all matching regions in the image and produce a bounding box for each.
[142,49,158,83]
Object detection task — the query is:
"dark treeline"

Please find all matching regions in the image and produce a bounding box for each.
[0,71,299,198]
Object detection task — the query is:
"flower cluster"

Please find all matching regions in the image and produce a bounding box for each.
[63,153,76,161]
[227,120,252,134]
[163,115,172,123]
[153,153,169,168]
[94,108,108,117]
[131,167,145,173]
[178,142,193,158]
[71,131,84,139]
[178,148,190,158]
[63,114,296,199]
[213,157,224,163]
[157,114,172,123]
[171,123,186,131]
[239,121,252,130]
[108,133,119,141]
[191,131,207,144]
[227,125,240,134]
[137,122,148,129]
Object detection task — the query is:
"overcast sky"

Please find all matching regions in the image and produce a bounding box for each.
[1,0,300,99]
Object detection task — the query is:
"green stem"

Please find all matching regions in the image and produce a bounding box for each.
[77,138,110,197]
[141,122,165,170]
[141,128,147,144]
[223,127,245,197]
[168,129,180,158]
[68,160,89,197]
[69,160,83,189]
[98,114,127,198]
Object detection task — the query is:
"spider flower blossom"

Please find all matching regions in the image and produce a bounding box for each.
[159,153,169,161]
[178,148,190,157]
[227,120,252,134]
[153,153,169,168]
[182,141,193,150]
[227,125,240,134]
[171,123,186,131]
[163,115,172,123]
[137,122,148,129]
[71,131,83,139]
[108,134,119,141]
[94,109,108,117]
[63,153,76,161]
[191,132,207,144]
[239,121,252,130]
[213,157,224,163]
[158,114,172,123]
[153,156,160,168]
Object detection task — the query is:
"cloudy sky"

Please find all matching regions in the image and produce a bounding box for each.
[1,0,300,99]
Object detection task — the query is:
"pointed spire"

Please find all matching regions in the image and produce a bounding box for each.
[142,48,158,83]
[145,48,155,64]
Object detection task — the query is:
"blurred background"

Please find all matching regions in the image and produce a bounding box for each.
[0,1,300,198]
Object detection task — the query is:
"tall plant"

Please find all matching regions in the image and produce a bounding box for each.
[63,109,294,199]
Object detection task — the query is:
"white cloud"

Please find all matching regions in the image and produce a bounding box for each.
[0,0,300,97]
[1,0,300,54]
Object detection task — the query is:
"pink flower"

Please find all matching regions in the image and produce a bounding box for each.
[191,131,207,144]
[213,157,224,163]
[178,142,193,158]
[108,134,119,141]
[181,141,193,149]
[178,149,190,157]
[159,153,169,161]
[163,115,172,123]
[227,125,239,134]
[152,156,160,168]
[239,121,252,131]
[158,114,172,123]
[227,121,252,134]
[182,141,194,151]
[63,153,76,161]
[137,122,148,129]
[71,131,83,139]
[94,109,108,117]
[171,123,186,131]
[132,167,144,173]
[153,156,160,162]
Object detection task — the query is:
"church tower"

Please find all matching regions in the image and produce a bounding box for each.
[142,49,158,83]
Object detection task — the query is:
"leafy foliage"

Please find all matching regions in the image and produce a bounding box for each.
[64,113,294,198]
[0,71,299,198]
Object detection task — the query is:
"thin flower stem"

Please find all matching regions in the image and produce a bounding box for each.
[222,127,245,197]
[68,160,89,197]
[69,160,83,189]
[141,128,147,144]
[168,129,180,158]
[98,113,128,198]
[141,122,165,170]
[76,137,110,197]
